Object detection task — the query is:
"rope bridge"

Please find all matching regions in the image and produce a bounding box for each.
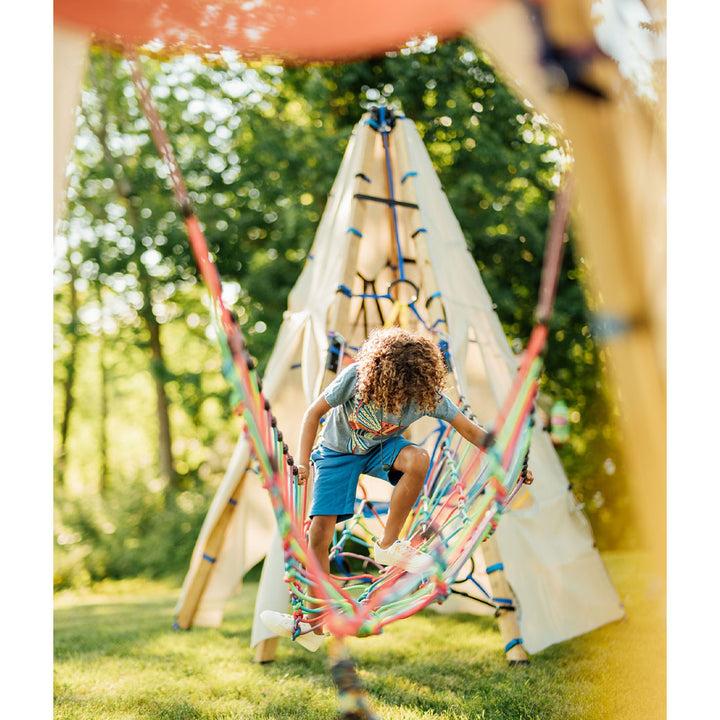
[128,57,570,718]
[267,330,543,641]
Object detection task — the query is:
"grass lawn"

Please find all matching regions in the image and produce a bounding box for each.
[53,551,665,719]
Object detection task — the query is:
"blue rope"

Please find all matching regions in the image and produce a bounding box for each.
[379,107,405,282]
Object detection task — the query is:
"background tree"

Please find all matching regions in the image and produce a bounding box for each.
[54,246,82,488]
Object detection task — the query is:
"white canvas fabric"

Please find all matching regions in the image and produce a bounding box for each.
[54,25,91,228]
[176,111,625,655]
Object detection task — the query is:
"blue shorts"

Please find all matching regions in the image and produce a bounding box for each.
[309,438,415,522]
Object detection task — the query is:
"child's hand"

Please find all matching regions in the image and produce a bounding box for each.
[296,464,310,485]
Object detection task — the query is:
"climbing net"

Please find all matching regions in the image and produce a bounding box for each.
[260,325,543,641]
[128,56,569,647]
[211,253,545,643]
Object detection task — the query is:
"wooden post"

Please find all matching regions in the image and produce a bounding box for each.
[480,534,529,664]
[174,471,249,629]
[469,0,667,590]
[253,637,279,664]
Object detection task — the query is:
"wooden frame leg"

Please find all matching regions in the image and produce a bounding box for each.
[481,534,529,664]
[253,637,279,663]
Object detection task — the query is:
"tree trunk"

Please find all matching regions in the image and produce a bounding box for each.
[149,310,176,488]
[83,79,177,491]
[139,279,177,489]
[56,259,80,487]
[97,286,109,495]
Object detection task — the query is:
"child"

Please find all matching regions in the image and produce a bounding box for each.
[262,327,512,651]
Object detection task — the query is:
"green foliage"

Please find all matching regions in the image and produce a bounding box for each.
[53,280,239,492]
[54,479,215,590]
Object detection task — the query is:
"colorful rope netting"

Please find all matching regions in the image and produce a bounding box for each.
[268,328,543,641]
[128,58,570,717]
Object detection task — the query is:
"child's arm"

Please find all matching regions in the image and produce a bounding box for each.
[296,395,332,485]
[449,412,534,484]
[449,411,488,448]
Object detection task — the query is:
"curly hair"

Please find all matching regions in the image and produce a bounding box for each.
[355,327,447,416]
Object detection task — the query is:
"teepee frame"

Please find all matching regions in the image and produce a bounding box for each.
[175,107,625,663]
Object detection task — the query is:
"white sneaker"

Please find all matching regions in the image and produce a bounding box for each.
[373,540,433,574]
[260,610,326,652]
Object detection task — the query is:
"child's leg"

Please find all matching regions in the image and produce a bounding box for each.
[306,514,337,634]
[308,514,337,575]
[378,444,429,548]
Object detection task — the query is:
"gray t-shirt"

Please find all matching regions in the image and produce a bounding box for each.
[319,363,458,454]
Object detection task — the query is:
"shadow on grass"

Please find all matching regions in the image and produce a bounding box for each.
[53,599,582,719]
[54,596,181,659]
[251,612,568,720]
[54,557,665,720]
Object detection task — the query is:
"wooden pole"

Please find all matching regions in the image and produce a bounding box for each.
[480,534,529,664]
[174,471,249,629]
[469,0,667,590]
[253,636,279,664]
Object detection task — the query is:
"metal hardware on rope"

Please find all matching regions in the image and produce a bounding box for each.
[325,333,345,373]
[589,312,647,342]
[367,105,399,132]
[387,278,419,305]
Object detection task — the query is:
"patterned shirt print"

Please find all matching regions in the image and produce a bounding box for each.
[346,398,404,453]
